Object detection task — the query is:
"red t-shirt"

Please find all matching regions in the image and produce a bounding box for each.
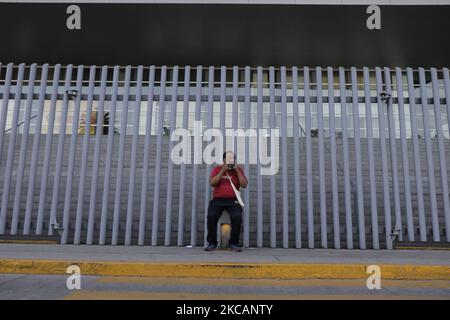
[210,165,247,199]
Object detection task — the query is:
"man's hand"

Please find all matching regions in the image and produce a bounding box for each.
[210,165,228,187]
[234,164,248,188]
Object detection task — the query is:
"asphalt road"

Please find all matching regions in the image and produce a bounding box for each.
[0,274,448,300]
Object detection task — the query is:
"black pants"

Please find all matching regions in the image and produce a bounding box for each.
[206,197,242,246]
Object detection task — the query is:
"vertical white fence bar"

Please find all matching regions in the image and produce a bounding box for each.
[218,67,227,243]
[269,67,277,248]
[350,67,366,249]
[280,67,289,248]
[244,66,251,248]
[190,66,202,247]
[363,67,379,249]
[23,64,49,235]
[0,64,25,234]
[316,67,327,248]
[406,68,427,241]
[256,66,264,248]
[375,67,393,249]
[164,66,179,247]
[338,67,353,249]
[73,66,96,243]
[220,66,226,149]
[125,66,144,246]
[86,66,108,245]
[99,66,120,245]
[216,69,226,241]
[112,66,132,245]
[177,66,189,246]
[292,67,302,248]
[232,67,238,158]
[327,67,340,249]
[203,66,214,247]
[36,64,67,235]
[0,62,9,233]
[304,67,314,249]
[10,64,37,235]
[139,66,156,246]
[216,66,224,243]
[395,68,414,242]
[60,65,84,244]
[430,68,450,242]
[443,68,450,241]
[152,66,168,246]
[418,68,440,242]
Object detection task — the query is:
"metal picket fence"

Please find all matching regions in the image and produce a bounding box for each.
[0,63,449,249]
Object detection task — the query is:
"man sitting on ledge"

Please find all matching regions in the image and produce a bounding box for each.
[204,151,248,252]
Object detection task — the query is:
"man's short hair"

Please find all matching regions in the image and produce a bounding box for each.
[223,151,236,162]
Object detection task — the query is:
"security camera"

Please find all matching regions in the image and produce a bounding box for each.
[66,89,78,99]
[379,91,391,102]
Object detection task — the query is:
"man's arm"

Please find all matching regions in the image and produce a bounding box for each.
[210,165,227,187]
[235,165,248,188]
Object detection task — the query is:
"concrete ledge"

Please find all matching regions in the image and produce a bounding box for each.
[1,258,449,280]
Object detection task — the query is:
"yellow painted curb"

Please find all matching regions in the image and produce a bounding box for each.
[395,246,450,251]
[0,259,449,280]
[0,240,58,245]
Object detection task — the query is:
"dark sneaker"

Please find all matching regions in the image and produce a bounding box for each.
[228,244,242,252]
[204,243,218,251]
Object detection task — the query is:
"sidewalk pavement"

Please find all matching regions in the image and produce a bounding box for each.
[0,244,449,280]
